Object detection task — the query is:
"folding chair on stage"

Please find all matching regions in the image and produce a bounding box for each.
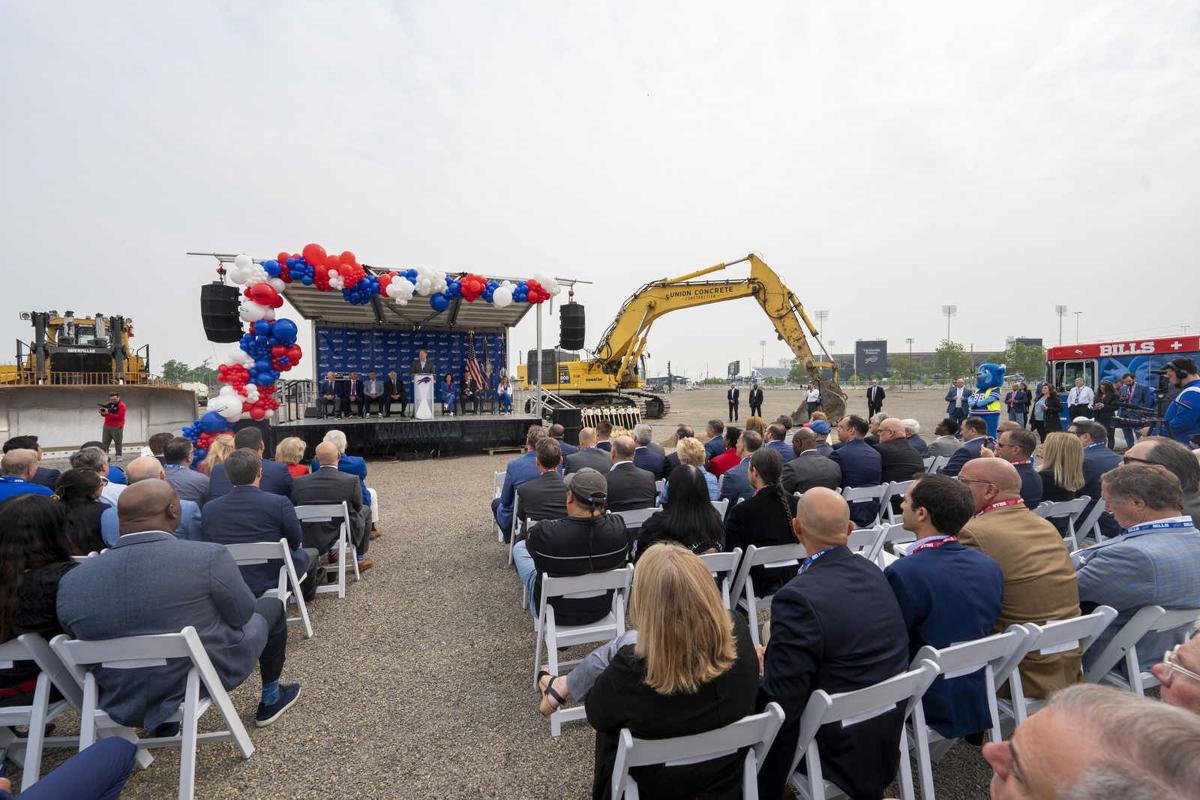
[842,484,889,527]
[492,470,506,542]
[699,549,743,610]
[611,703,786,800]
[728,543,808,647]
[295,502,359,599]
[225,539,313,639]
[533,567,633,736]
[1034,496,1090,551]
[786,660,940,800]
[1083,605,1200,695]
[52,626,255,800]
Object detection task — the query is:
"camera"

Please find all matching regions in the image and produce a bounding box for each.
[98,401,118,415]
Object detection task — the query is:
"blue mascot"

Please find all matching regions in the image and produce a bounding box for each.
[969,362,1006,440]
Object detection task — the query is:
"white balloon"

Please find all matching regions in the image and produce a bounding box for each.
[268,278,286,293]
[234,254,253,269]
[243,265,269,286]
[492,285,513,308]
[238,301,266,322]
[263,308,276,321]
[329,273,345,291]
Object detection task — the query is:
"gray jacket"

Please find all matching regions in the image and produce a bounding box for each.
[291,466,363,552]
[163,463,211,507]
[781,450,843,497]
[56,531,267,729]
[565,446,612,475]
[927,436,960,458]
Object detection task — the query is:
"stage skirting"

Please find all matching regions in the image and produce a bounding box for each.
[272,413,536,457]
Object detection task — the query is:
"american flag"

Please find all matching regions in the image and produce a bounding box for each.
[466,332,486,388]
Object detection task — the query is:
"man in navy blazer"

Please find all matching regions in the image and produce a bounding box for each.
[548,423,578,457]
[319,371,342,418]
[1117,372,1154,448]
[703,419,726,461]
[885,475,1003,739]
[492,427,545,539]
[1071,420,1123,538]
[830,415,883,527]
[758,488,910,799]
[939,416,990,478]
[208,427,293,501]
[901,419,930,458]
[764,423,793,462]
[945,378,970,423]
[718,430,762,504]
[995,428,1043,508]
[200,450,317,598]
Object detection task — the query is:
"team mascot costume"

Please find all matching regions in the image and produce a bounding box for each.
[969,362,1006,439]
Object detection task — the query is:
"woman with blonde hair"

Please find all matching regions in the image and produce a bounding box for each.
[536,543,758,800]
[1038,431,1086,502]
[274,436,310,478]
[198,433,235,476]
[744,415,766,436]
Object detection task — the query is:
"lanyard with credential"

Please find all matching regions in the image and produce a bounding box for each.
[910,535,958,554]
[799,546,836,573]
[974,498,1024,517]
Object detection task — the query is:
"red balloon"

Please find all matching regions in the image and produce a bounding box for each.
[271,345,286,356]
[249,406,267,421]
[340,250,356,266]
[326,253,342,269]
[276,251,290,266]
[286,345,302,361]
[302,243,326,266]
[246,283,283,309]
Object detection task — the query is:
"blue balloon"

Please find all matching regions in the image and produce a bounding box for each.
[278,356,290,366]
[240,333,254,349]
[264,260,281,277]
[193,448,207,463]
[430,293,450,313]
[253,320,271,336]
[255,359,272,373]
[199,410,226,433]
[273,319,298,345]
[255,373,274,386]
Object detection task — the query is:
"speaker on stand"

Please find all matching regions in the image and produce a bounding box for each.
[559,302,586,351]
[200,283,244,343]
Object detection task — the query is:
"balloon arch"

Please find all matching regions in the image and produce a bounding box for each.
[184,243,559,463]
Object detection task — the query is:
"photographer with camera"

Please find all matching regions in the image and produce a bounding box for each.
[99,391,126,457]
[1162,358,1200,445]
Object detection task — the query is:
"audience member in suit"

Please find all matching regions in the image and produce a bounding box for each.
[748,382,764,417]
[605,436,658,512]
[1117,372,1154,448]
[659,424,693,480]
[53,468,107,555]
[0,448,54,506]
[926,418,960,458]
[147,432,173,466]
[764,423,792,463]
[758,487,910,799]
[319,371,343,418]
[957,459,1082,699]
[291,442,371,567]
[0,495,76,707]
[492,427,546,538]
[1074,465,1200,671]
[939,416,991,478]
[636,424,666,458]
[459,372,480,416]
[631,424,665,479]
[994,428,1043,508]
[707,426,742,477]
[830,415,883,527]
[874,417,925,484]
[360,370,385,416]
[726,382,740,422]
[515,438,568,536]
[513,468,630,621]
[208,427,293,501]
[547,423,579,457]
[901,419,930,458]
[1070,419,1123,539]
[636,466,724,560]
[781,428,842,496]
[807,418,834,457]
[162,437,210,507]
[866,379,886,417]
[384,370,407,417]
[594,419,613,453]
[564,427,612,475]
[310,430,373,529]
[200,449,320,596]
[57,480,302,731]
[660,436,718,502]
[717,429,762,504]
[724,448,801,596]
[885,475,1003,739]
[99,457,202,546]
[703,419,726,461]
[945,378,970,423]
[1125,436,1200,528]
[2,435,60,490]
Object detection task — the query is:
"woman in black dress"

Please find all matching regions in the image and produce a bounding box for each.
[1091,380,1119,448]
[634,465,724,560]
[724,448,799,594]
[54,468,107,554]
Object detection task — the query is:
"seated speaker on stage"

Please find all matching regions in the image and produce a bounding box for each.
[498,376,513,414]
[460,371,480,416]
[362,371,385,417]
[346,371,364,417]
[442,373,458,416]
[385,370,407,418]
[320,371,342,418]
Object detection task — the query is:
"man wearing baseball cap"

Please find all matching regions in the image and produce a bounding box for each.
[1163,358,1200,445]
[512,467,630,624]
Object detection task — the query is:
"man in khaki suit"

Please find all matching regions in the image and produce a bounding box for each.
[956,458,1081,699]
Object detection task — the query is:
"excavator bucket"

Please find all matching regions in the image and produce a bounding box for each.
[792,379,847,424]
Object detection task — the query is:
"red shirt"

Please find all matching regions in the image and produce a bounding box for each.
[287,463,310,478]
[708,448,741,476]
[102,401,126,427]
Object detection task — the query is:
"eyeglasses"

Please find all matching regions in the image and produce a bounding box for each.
[956,477,994,487]
[1123,456,1155,465]
[1160,643,1200,688]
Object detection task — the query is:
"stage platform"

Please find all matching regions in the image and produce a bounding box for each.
[271,412,538,457]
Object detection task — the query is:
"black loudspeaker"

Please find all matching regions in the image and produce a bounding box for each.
[559,302,586,350]
[550,407,583,446]
[200,283,244,343]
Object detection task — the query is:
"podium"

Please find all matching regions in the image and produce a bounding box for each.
[414,376,435,420]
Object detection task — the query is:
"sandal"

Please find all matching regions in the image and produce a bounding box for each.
[537,670,568,716]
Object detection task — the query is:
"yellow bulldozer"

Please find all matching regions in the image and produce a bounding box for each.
[517,254,846,423]
[0,311,150,385]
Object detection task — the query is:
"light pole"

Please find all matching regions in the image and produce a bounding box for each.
[905,337,914,388]
[815,310,829,339]
[1074,311,1082,343]
[1055,305,1068,345]
[759,340,766,369]
[941,306,957,342]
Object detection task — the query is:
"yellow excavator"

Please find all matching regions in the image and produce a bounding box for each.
[0,311,150,385]
[518,254,846,422]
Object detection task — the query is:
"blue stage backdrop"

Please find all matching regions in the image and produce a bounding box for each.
[314,326,507,401]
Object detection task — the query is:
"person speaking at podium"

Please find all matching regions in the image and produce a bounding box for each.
[411,349,436,420]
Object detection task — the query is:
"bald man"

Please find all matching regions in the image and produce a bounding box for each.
[99,455,202,545]
[57,480,303,732]
[605,435,657,511]
[957,459,1082,699]
[757,487,910,799]
[873,417,925,484]
[780,428,841,496]
[291,441,370,562]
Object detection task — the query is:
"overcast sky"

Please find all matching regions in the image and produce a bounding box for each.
[2,1,1198,380]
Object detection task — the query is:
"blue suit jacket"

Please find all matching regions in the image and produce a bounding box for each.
[1014,461,1043,508]
[945,387,969,415]
[209,459,293,501]
[704,436,725,461]
[906,435,929,458]
[830,439,883,527]
[556,440,579,457]
[885,542,1004,738]
[496,450,540,533]
[1081,444,1122,537]
[199,486,305,596]
[718,456,754,504]
[939,437,986,478]
[1119,383,1154,410]
[1075,523,1200,670]
[633,447,665,480]
[101,499,201,547]
[765,440,793,462]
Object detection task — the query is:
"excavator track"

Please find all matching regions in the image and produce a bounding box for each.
[625,389,671,419]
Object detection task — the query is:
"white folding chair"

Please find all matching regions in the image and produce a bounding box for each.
[710,499,730,518]
[492,471,506,542]
[922,456,935,471]
[534,567,633,736]
[879,480,914,524]
[295,502,359,599]
[846,527,888,564]
[1072,497,1108,547]
[655,479,665,495]
[224,539,313,639]
[1034,496,1091,550]
[926,456,948,474]
[728,543,808,647]
[51,626,255,800]
[699,549,743,610]
[1084,605,1200,695]
[508,494,522,566]
[366,486,379,527]
[717,474,726,494]
[787,660,940,800]
[0,635,80,790]
[842,484,889,527]
[614,507,658,531]
[999,606,1118,725]
[611,702,786,800]
[908,630,1029,800]
[874,523,917,568]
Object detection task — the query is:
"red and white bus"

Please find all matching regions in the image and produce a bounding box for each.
[1045,334,1200,391]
